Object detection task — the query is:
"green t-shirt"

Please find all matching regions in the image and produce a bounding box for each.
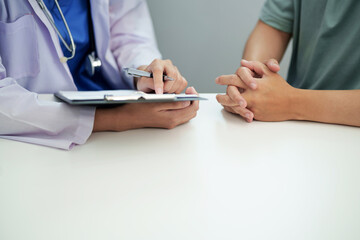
[260,0,360,90]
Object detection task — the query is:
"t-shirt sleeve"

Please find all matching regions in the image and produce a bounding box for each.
[260,0,295,33]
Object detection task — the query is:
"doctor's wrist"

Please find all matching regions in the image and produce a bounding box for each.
[93,107,140,132]
[93,108,113,132]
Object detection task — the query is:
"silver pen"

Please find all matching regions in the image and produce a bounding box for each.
[123,68,175,81]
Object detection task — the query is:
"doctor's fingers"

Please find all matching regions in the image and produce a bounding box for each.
[171,76,188,94]
[162,65,178,93]
[162,92,199,113]
[147,61,164,94]
[153,100,192,111]
[185,86,198,95]
[167,99,199,120]
[223,106,254,123]
[146,59,176,94]
[137,77,155,91]
[158,100,199,128]
[147,59,181,94]
[177,76,189,94]
[215,74,248,89]
[164,68,187,93]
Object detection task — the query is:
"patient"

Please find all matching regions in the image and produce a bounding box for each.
[215,0,360,127]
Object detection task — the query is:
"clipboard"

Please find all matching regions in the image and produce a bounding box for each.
[54,90,207,106]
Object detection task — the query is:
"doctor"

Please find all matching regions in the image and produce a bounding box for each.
[0,0,199,149]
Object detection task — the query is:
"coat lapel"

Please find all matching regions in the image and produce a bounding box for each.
[27,0,72,77]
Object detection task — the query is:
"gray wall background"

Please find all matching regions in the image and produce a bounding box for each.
[147,0,292,93]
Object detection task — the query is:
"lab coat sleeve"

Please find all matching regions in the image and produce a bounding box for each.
[0,58,96,150]
[109,0,162,70]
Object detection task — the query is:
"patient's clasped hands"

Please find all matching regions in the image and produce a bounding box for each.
[216,59,297,123]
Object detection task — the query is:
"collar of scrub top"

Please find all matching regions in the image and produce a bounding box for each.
[36,0,76,63]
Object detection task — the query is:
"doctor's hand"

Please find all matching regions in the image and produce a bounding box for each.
[93,87,199,132]
[135,59,188,94]
[216,61,296,122]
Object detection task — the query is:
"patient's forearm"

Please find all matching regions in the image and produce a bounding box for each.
[292,89,360,127]
[243,20,291,62]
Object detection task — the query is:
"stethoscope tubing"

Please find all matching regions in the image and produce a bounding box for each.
[37,0,76,61]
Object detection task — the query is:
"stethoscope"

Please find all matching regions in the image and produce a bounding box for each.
[36,0,102,76]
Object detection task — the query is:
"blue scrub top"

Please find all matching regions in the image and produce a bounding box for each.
[43,0,111,91]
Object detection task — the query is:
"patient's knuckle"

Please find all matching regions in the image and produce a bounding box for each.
[230,75,238,82]
[234,94,243,102]
[236,67,246,76]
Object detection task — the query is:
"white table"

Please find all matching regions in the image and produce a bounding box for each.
[1,94,360,240]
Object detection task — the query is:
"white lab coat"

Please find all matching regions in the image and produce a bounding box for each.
[0,0,161,149]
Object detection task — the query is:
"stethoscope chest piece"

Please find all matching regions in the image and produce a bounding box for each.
[38,0,102,76]
[85,52,102,76]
